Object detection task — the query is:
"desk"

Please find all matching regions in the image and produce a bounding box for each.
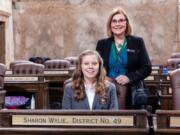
[43,68,74,82]
[145,74,172,111]
[4,75,48,109]
[156,110,180,135]
[0,90,6,109]
[6,68,75,83]
[0,110,148,135]
[4,69,74,109]
[43,69,74,109]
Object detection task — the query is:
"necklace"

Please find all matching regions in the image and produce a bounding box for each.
[115,37,127,51]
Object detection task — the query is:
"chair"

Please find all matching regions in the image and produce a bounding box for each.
[12,63,44,75]
[167,58,180,69]
[0,90,6,109]
[64,57,78,66]
[0,63,7,109]
[9,60,33,70]
[44,59,71,70]
[171,52,180,58]
[110,79,127,109]
[170,68,180,110]
[6,63,45,109]
[44,59,71,109]
[0,63,6,89]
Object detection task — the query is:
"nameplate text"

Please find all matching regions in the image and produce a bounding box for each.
[170,116,180,128]
[166,76,170,81]
[152,66,160,70]
[44,71,69,75]
[145,76,154,81]
[5,77,38,82]
[151,70,158,74]
[12,115,134,127]
[5,70,12,75]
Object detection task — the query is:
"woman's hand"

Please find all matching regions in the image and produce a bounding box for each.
[115,75,130,85]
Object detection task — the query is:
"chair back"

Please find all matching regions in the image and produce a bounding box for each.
[44,59,71,69]
[171,68,180,109]
[0,90,6,109]
[12,63,44,75]
[0,63,6,88]
[64,57,78,66]
[171,52,180,58]
[167,58,180,69]
[9,60,33,70]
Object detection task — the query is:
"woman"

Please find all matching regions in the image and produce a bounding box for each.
[96,7,152,109]
[62,50,118,110]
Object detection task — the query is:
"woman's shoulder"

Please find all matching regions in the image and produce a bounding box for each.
[126,35,145,49]
[97,37,113,43]
[127,35,143,41]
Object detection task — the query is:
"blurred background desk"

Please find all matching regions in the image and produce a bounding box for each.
[43,68,74,109]
[4,75,48,109]
[156,110,180,135]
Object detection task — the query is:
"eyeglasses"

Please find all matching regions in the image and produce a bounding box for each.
[111,19,127,24]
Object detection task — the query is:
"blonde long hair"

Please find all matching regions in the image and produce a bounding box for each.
[72,50,108,101]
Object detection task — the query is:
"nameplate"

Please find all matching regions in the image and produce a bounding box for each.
[169,88,172,94]
[0,97,4,103]
[151,70,158,74]
[170,116,180,128]
[44,71,69,75]
[152,66,160,70]
[166,76,170,81]
[69,66,76,70]
[145,76,154,81]
[5,77,38,81]
[12,115,134,127]
[5,70,12,75]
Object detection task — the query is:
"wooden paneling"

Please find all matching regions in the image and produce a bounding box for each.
[0,22,5,63]
[0,110,148,135]
[156,110,180,135]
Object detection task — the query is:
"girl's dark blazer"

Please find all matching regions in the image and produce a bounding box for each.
[96,35,152,84]
[62,81,118,110]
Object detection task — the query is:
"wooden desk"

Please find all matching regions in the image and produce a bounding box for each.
[43,69,74,109]
[0,110,148,135]
[145,74,172,111]
[4,69,74,109]
[6,68,75,83]
[156,110,180,135]
[0,90,6,109]
[43,68,74,82]
[151,65,163,74]
[4,75,48,109]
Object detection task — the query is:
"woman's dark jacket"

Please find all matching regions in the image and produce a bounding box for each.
[96,35,152,84]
